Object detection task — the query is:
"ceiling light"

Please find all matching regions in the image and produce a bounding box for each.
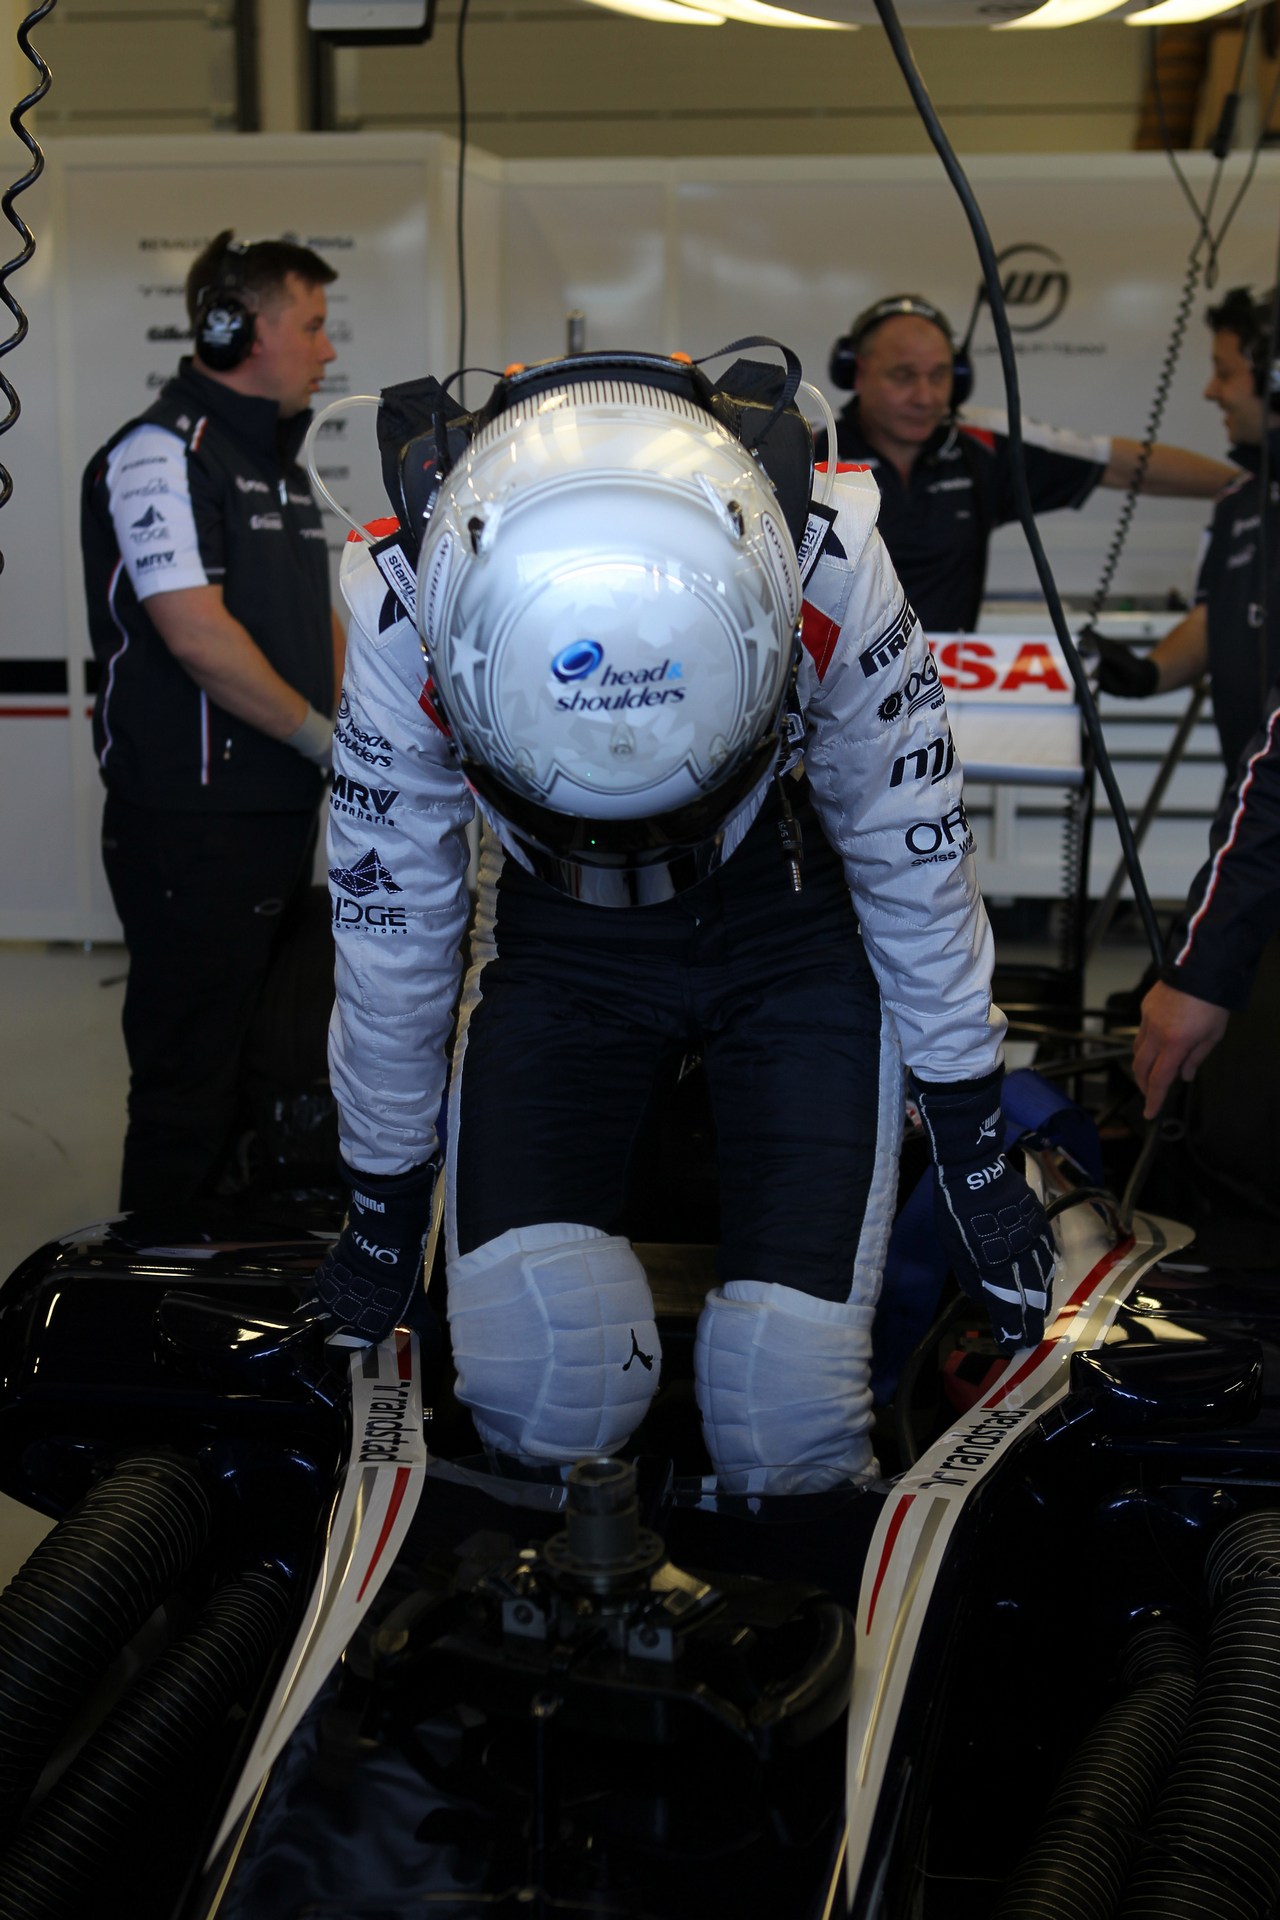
[1125,0,1252,22]
[581,0,725,20]
[707,0,855,23]
[998,1,1126,26]
[580,0,854,23]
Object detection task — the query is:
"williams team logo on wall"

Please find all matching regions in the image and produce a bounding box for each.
[972,243,1070,336]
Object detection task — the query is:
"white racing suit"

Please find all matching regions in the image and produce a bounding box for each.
[327,470,1004,1491]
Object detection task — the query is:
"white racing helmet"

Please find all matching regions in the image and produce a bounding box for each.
[416,370,803,904]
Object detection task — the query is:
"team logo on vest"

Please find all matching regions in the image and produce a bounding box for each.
[129,504,171,545]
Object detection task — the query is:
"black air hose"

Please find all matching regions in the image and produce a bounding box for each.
[993,1622,1199,1920]
[0,1455,212,1844]
[1118,1511,1280,1919]
[0,1568,290,1920]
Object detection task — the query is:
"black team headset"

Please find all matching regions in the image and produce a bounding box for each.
[191,232,256,373]
[828,292,974,412]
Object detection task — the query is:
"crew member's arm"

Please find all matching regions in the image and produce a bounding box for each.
[1134,685,1280,1116]
[146,583,321,743]
[1103,437,1238,497]
[1132,985,1229,1121]
[1094,603,1208,701]
[1148,602,1209,691]
[105,420,332,761]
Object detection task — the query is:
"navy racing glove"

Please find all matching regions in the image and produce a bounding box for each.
[914,1068,1056,1352]
[309,1158,437,1346]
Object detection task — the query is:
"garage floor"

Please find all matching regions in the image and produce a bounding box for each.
[0,942,129,1284]
[0,933,1150,1289]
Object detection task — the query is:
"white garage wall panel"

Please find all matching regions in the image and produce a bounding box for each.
[0,133,500,941]
[502,152,1276,607]
[0,139,1275,936]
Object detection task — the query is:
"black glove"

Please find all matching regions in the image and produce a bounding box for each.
[309,1159,436,1346]
[914,1067,1056,1352]
[1091,634,1159,700]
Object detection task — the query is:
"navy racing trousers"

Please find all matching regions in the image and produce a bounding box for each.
[446,777,902,1309]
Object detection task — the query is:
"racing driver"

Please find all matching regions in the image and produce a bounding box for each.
[311,349,1056,1495]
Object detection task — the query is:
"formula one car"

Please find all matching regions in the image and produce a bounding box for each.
[0,1083,1276,1920]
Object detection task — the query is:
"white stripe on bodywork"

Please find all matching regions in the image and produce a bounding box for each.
[844,1174,1192,1912]
[207,1328,427,1862]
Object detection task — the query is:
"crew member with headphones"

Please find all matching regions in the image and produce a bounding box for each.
[1131,297,1280,1153]
[825,293,1235,634]
[1097,287,1280,779]
[81,229,343,1211]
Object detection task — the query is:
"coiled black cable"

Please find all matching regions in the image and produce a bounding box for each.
[1083,16,1276,636]
[0,2,56,578]
[1058,736,1095,984]
[1083,252,1204,635]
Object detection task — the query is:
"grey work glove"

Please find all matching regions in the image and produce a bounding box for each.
[285,703,334,771]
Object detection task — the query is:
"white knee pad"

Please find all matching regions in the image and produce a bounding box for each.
[694,1280,876,1496]
[446,1223,661,1463]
